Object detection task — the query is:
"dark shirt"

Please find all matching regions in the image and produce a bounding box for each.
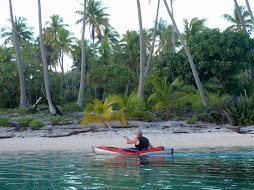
[135,137,149,150]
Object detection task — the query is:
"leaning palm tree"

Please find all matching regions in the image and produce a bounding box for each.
[37,0,56,114]
[77,0,87,107]
[136,0,145,100]
[245,0,254,26]
[171,0,175,52]
[163,0,207,107]
[145,0,160,76]
[222,4,252,32]
[8,0,27,107]
[234,0,248,32]
[81,95,127,128]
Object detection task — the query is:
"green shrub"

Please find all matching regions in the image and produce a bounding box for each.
[18,117,35,128]
[186,116,198,124]
[0,117,11,127]
[60,102,83,112]
[225,96,254,126]
[29,119,44,130]
[49,115,65,125]
[180,85,197,94]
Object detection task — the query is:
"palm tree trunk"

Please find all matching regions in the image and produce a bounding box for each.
[77,0,87,107]
[38,0,56,115]
[60,51,64,98]
[125,80,130,97]
[245,0,254,26]
[9,0,27,107]
[137,0,145,99]
[145,0,160,76]
[171,0,176,52]
[158,40,161,64]
[234,0,248,32]
[163,0,207,107]
[249,60,254,82]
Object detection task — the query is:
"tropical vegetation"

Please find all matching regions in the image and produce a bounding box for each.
[1,0,254,127]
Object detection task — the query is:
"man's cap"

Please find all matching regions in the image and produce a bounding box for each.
[135,128,142,134]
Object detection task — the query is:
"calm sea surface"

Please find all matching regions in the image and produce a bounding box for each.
[0,147,253,190]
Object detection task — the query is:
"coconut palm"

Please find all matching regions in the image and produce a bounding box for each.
[148,77,188,119]
[155,18,168,63]
[163,0,207,107]
[37,0,57,114]
[77,0,87,107]
[222,5,252,32]
[117,92,152,120]
[101,26,120,49]
[44,14,75,97]
[245,0,254,26]
[8,0,27,107]
[171,0,175,52]
[136,0,145,99]
[1,16,34,46]
[57,28,76,97]
[234,0,248,32]
[75,0,110,55]
[145,0,160,76]
[120,30,140,95]
[183,17,207,41]
[81,95,127,127]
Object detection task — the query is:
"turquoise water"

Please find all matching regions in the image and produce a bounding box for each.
[0,147,253,189]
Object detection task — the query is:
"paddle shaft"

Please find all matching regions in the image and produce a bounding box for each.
[106,125,126,138]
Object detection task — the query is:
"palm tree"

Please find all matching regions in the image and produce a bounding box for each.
[245,0,254,26]
[145,0,160,76]
[57,28,76,97]
[171,0,175,52]
[117,92,152,120]
[136,0,145,100]
[75,0,110,55]
[81,95,127,127]
[183,17,207,41]
[121,30,140,95]
[44,15,75,97]
[45,14,68,39]
[148,77,188,119]
[8,0,27,107]
[222,5,252,32]
[1,16,34,46]
[234,0,248,33]
[37,0,56,114]
[101,26,120,49]
[77,0,87,107]
[155,18,168,63]
[163,0,207,107]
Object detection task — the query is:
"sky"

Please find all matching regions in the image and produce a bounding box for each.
[0,0,253,71]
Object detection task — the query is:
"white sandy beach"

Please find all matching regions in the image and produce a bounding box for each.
[0,120,254,152]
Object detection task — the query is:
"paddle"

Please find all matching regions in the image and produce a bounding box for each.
[106,125,126,138]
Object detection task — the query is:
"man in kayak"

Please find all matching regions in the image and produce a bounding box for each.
[125,128,154,150]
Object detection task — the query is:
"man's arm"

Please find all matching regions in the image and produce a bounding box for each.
[149,142,154,149]
[126,137,138,144]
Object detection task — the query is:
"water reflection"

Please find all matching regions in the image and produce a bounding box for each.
[94,154,173,168]
[0,148,254,189]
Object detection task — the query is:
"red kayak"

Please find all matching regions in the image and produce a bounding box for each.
[92,146,174,155]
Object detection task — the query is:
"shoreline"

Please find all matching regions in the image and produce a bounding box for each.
[0,120,254,152]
